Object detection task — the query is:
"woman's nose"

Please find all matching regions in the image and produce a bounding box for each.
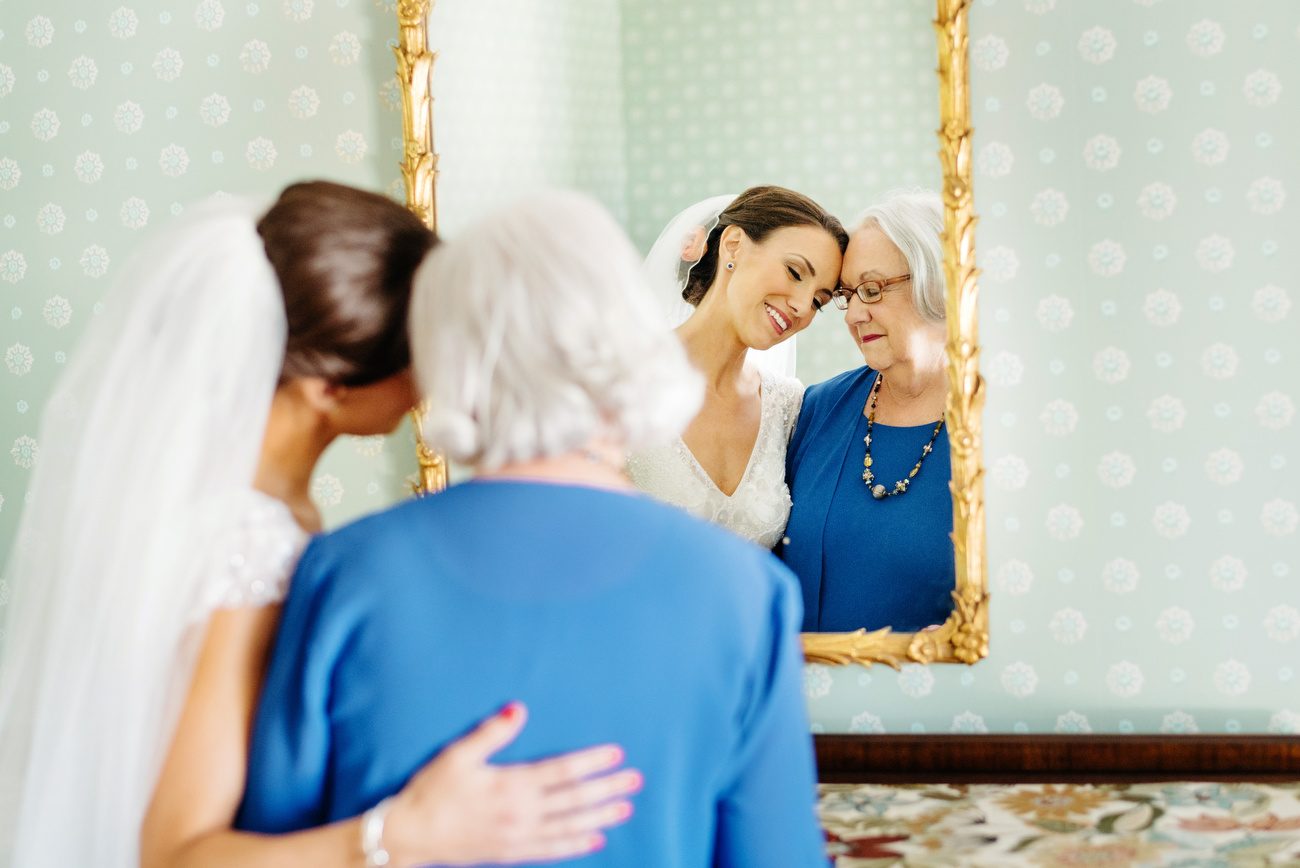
[844,294,871,325]
[789,286,818,319]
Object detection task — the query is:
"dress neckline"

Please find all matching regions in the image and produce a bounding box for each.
[677,369,770,500]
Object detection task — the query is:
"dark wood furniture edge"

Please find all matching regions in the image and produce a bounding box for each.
[816,734,1300,783]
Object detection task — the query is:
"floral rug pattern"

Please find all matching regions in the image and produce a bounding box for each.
[818,783,1300,867]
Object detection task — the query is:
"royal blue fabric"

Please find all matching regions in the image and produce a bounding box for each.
[235,480,828,868]
[782,367,955,633]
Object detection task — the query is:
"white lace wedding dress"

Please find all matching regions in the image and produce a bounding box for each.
[1,489,308,868]
[628,369,804,549]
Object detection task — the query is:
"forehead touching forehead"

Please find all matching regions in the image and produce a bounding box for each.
[757,224,843,273]
[842,224,908,283]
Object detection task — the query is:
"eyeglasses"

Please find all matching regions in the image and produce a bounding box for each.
[827,273,911,310]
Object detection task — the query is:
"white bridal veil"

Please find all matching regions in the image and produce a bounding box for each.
[0,198,287,868]
[642,195,797,379]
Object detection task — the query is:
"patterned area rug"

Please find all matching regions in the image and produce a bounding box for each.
[818,783,1300,867]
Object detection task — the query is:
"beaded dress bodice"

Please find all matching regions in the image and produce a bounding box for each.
[628,370,804,549]
[190,488,310,620]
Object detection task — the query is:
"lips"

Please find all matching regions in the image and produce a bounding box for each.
[861,333,883,343]
[765,303,792,335]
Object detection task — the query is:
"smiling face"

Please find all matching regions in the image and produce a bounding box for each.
[841,225,944,371]
[718,224,844,351]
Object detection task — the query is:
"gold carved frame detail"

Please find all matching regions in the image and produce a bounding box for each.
[394,0,447,495]
[394,0,986,666]
[801,0,987,668]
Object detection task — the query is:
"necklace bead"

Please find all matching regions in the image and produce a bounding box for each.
[861,373,944,499]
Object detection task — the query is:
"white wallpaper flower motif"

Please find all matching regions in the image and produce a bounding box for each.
[1264,606,1300,643]
[1030,190,1069,227]
[1049,607,1086,644]
[998,559,1034,595]
[1156,607,1195,644]
[1186,20,1226,58]
[1101,558,1139,593]
[1191,128,1229,165]
[1055,711,1091,734]
[1106,662,1144,698]
[1086,240,1126,276]
[848,711,885,734]
[1209,556,1247,592]
[979,142,1015,178]
[1026,83,1064,120]
[1083,135,1121,171]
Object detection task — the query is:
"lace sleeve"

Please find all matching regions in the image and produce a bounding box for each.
[771,374,805,444]
[193,491,310,617]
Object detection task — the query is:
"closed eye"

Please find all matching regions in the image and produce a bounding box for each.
[787,265,802,281]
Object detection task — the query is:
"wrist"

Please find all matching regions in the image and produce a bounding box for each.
[360,796,397,868]
[366,791,426,868]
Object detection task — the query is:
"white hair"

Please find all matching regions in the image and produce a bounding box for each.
[410,189,704,470]
[852,188,946,324]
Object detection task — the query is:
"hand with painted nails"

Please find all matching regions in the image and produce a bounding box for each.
[383,702,642,867]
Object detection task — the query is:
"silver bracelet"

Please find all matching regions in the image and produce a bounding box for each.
[360,796,396,868]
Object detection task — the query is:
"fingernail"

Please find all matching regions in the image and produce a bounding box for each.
[589,832,606,851]
[614,801,633,821]
[624,769,644,791]
[501,701,524,721]
[605,746,625,765]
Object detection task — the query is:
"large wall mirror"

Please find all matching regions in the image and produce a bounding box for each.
[392,0,986,669]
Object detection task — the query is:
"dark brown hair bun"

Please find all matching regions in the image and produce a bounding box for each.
[257,180,435,386]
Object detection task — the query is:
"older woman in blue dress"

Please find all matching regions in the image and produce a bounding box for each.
[236,191,828,868]
[782,189,954,633]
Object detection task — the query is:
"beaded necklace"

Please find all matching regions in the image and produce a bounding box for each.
[862,373,945,499]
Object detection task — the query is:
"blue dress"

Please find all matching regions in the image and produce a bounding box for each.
[782,367,955,633]
[235,480,828,868]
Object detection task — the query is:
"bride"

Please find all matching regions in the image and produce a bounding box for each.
[629,186,847,548]
[0,183,640,868]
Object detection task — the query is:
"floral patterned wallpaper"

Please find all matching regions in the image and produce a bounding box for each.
[5,0,1296,734]
[0,0,421,551]
[803,0,1299,734]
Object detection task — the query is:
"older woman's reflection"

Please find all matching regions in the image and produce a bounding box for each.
[781,189,954,633]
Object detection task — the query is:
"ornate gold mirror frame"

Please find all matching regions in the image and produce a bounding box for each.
[801,0,986,669]
[394,0,446,495]
[393,0,986,668]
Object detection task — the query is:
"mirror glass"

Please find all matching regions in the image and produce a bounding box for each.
[426,0,954,637]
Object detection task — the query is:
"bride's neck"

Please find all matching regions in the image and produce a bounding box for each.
[676,292,753,392]
[254,385,336,532]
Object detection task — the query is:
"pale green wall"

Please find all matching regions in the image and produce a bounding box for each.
[428,0,626,235]
[801,0,1299,735]
[0,0,430,553]
[5,1,1296,734]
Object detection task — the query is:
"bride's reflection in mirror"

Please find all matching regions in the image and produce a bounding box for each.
[627,187,847,550]
[781,190,954,633]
